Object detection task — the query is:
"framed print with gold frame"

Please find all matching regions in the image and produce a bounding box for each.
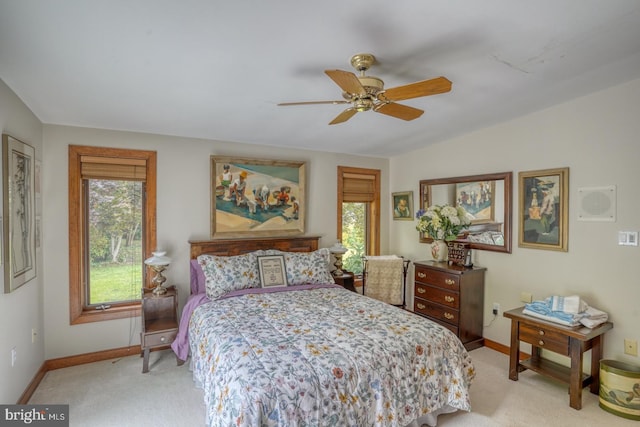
[210,156,306,238]
[518,167,569,251]
[392,191,413,221]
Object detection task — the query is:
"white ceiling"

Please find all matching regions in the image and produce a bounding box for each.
[2,1,640,157]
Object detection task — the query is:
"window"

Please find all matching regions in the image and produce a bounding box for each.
[69,145,157,324]
[337,166,380,275]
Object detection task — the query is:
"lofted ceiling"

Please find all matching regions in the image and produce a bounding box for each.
[1,1,640,157]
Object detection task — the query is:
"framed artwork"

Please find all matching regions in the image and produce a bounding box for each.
[456,180,495,224]
[392,191,413,220]
[3,134,37,293]
[518,167,569,251]
[257,255,287,288]
[211,156,306,238]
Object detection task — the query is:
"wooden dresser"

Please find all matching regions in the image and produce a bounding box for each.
[413,261,486,350]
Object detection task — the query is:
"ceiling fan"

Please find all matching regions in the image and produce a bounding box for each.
[278,53,452,125]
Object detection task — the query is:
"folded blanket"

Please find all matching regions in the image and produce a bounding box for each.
[524,297,609,329]
[523,302,583,327]
[549,295,587,314]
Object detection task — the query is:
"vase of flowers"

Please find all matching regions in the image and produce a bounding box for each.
[416,204,471,262]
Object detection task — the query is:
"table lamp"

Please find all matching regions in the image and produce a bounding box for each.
[144,251,171,295]
[329,242,348,277]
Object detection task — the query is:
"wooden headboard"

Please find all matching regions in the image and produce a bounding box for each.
[189,235,321,259]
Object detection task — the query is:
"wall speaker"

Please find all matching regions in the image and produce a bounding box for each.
[577,185,616,222]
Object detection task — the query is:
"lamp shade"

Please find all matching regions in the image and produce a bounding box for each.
[144,251,171,267]
[329,242,348,255]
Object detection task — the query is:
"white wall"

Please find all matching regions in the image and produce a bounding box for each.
[389,77,640,363]
[41,125,389,359]
[0,79,44,403]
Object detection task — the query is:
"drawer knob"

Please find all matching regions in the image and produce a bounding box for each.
[160,336,166,342]
[444,296,455,303]
[418,272,426,278]
[417,303,426,309]
[417,288,426,294]
[538,340,545,346]
[445,279,455,285]
[539,330,545,336]
[444,312,454,320]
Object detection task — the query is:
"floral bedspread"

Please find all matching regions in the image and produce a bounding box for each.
[189,284,475,427]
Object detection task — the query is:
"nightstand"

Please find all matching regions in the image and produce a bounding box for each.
[333,271,356,292]
[141,285,179,373]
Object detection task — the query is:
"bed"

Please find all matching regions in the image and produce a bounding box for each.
[172,236,475,427]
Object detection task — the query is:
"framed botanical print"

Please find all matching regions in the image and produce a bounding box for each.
[518,167,569,251]
[3,134,37,292]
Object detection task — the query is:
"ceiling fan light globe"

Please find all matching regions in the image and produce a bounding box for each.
[354,98,372,112]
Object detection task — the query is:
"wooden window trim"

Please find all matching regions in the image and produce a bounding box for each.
[337,166,380,256]
[69,145,157,325]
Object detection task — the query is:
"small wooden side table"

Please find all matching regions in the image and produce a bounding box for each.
[333,271,356,292]
[504,306,613,409]
[141,285,179,373]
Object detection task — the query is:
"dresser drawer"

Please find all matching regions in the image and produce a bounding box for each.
[142,329,177,348]
[520,323,569,355]
[414,266,459,291]
[414,298,459,326]
[415,283,459,309]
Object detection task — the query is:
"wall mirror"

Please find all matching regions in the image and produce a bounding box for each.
[419,171,513,253]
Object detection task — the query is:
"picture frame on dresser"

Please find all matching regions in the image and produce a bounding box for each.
[518,167,569,252]
[210,156,306,238]
[2,134,37,293]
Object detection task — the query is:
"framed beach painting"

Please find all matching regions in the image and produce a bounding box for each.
[455,180,495,224]
[3,134,37,293]
[210,156,306,238]
[392,191,413,221]
[518,167,569,251]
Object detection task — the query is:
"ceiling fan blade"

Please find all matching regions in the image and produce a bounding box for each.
[329,108,357,125]
[374,102,424,121]
[325,69,366,95]
[382,76,452,101]
[278,100,349,106]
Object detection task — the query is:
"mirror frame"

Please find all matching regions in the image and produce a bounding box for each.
[419,171,513,253]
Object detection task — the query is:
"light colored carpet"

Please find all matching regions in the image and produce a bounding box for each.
[29,346,635,426]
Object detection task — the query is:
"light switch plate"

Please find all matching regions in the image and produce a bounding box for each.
[618,231,638,246]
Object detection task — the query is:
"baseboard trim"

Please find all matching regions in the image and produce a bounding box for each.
[18,345,144,404]
[483,338,529,360]
[44,345,140,371]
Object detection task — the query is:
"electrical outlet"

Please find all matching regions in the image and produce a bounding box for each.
[624,339,638,356]
[11,347,16,367]
[492,303,500,316]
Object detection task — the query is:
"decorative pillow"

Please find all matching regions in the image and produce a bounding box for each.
[197,252,262,299]
[278,248,336,286]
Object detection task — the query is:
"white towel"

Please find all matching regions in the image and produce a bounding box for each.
[579,306,609,328]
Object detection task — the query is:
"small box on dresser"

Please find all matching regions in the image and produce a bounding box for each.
[413,261,486,351]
